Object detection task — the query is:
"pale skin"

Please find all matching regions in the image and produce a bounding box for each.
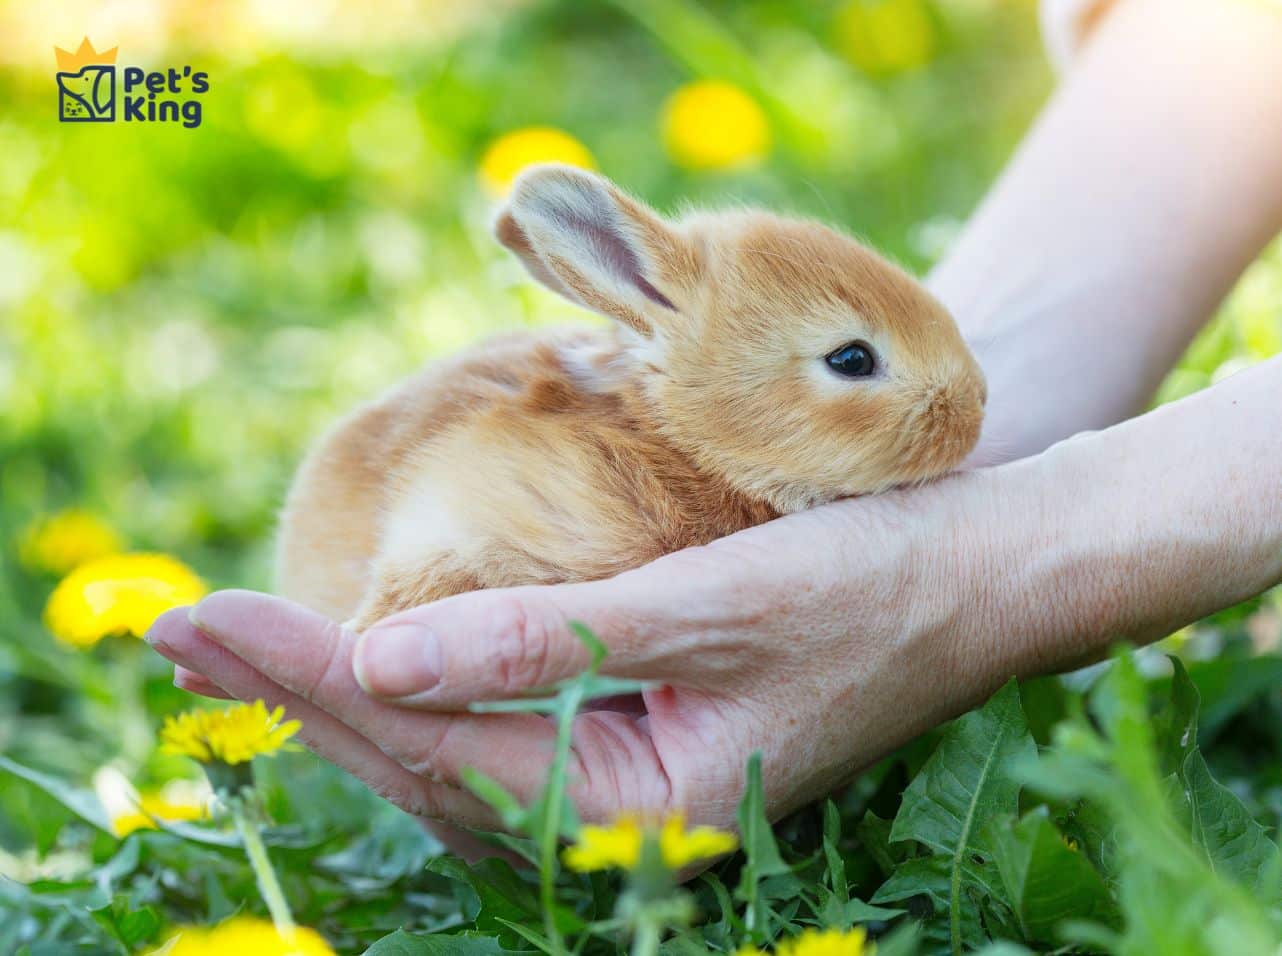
[147,0,1282,832]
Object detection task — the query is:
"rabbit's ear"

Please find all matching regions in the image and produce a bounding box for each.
[493,164,694,336]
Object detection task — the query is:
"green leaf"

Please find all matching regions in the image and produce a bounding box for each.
[1018,676,1072,746]
[889,680,1036,955]
[698,870,745,938]
[425,856,546,935]
[822,800,849,906]
[483,833,541,868]
[568,620,606,668]
[870,922,924,956]
[735,752,796,939]
[1182,749,1282,900]
[1166,655,1282,738]
[843,898,905,923]
[362,930,514,956]
[467,698,562,715]
[659,937,716,956]
[855,810,903,875]
[493,919,553,955]
[989,807,1119,944]
[468,675,650,714]
[0,754,113,834]
[871,855,950,907]
[736,753,789,878]
[466,620,648,717]
[461,768,528,832]
[89,895,161,951]
[1152,657,1200,775]
[871,857,987,952]
[1022,651,1282,955]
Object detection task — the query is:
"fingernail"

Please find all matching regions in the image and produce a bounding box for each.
[354,623,442,698]
[187,600,220,637]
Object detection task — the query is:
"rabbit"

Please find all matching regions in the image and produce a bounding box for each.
[276,164,986,632]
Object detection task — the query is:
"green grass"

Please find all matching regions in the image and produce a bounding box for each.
[3,0,1282,953]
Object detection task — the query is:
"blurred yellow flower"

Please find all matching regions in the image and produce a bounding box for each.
[160,700,301,766]
[780,928,872,956]
[43,553,206,648]
[563,812,737,872]
[661,81,771,171]
[111,789,209,838]
[19,509,123,575]
[835,0,937,77]
[148,916,334,956]
[564,816,644,871]
[740,928,873,956]
[478,127,596,197]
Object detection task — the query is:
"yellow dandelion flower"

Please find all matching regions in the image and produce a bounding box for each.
[661,80,771,172]
[148,916,334,956]
[43,553,206,648]
[777,927,872,956]
[111,789,210,838]
[95,767,212,837]
[19,509,123,575]
[658,812,739,868]
[563,812,737,872]
[733,929,873,956]
[478,126,596,197]
[564,814,643,871]
[835,0,937,77]
[160,700,301,767]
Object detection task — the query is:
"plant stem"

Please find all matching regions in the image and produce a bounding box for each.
[233,803,296,940]
[631,912,661,956]
[541,682,585,956]
[115,638,151,769]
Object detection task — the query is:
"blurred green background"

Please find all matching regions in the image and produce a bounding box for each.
[2,0,1280,878]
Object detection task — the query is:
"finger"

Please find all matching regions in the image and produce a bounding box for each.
[564,708,675,820]
[349,556,738,708]
[181,592,687,819]
[146,608,499,828]
[170,589,697,820]
[181,592,580,804]
[173,665,233,699]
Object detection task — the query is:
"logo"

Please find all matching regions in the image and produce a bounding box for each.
[55,37,118,122]
[54,37,209,128]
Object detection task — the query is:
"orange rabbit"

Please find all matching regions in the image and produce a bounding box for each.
[276,164,986,630]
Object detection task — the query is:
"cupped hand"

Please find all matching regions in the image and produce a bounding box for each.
[147,463,1034,831]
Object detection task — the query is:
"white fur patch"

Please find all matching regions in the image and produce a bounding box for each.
[379,471,472,567]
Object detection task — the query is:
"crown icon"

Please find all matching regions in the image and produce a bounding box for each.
[54,37,119,73]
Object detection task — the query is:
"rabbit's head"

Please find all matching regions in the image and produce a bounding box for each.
[495,164,985,512]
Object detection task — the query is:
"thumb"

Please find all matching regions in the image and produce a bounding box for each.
[351,565,686,709]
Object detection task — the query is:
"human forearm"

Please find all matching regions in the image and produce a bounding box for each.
[149,355,1282,830]
[930,0,1282,463]
[963,357,1282,682]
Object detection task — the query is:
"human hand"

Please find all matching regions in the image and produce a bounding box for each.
[147,461,1032,830]
[148,355,1282,831]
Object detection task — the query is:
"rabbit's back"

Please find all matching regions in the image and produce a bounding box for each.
[277,327,776,626]
[275,329,557,620]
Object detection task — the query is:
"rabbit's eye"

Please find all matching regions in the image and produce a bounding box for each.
[824,342,876,378]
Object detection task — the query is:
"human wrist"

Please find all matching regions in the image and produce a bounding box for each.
[904,425,1158,699]
[969,365,1282,682]
[852,463,1041,712]
[975,432,1125,678]
[968,421,1210,684]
